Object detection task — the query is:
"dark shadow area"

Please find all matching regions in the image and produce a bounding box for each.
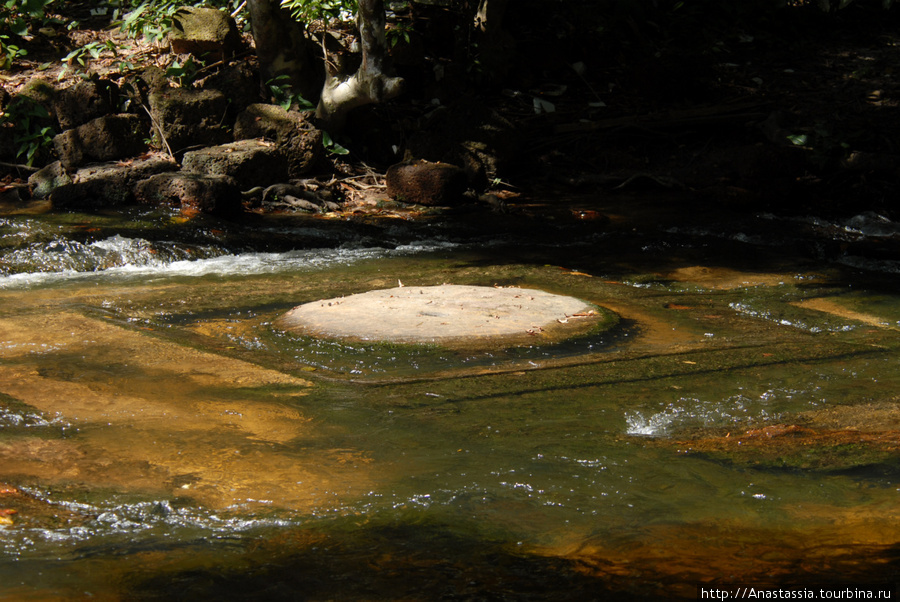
[121,522,627,601]
[118,519,900,601]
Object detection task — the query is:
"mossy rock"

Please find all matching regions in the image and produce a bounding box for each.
[169,7,242,59]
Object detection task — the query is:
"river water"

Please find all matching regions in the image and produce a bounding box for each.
[0,196,898,600]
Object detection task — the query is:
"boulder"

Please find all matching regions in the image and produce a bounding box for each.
[181,139,288,189]
[49,154,177,210]
[148,88,230,154]
[385,161,468,206]
[169,7,242,60]
[53,114,147,171]
[54,79,114,131]
[134,66,170,94]
[196,61,261,117]
[134,172,242,216]
[28,161,74,199]
[234,103,322,177]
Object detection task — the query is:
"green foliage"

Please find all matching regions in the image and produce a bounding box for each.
[266,75,315,111]
[0,34,26,68]
[1,0,57,35]
[280,0,358,23]
[0,96,55,167]
[322,131,349,155]
[111,0,250,43]
[115,0,183,44]
[385,21,412,48]
[0,0,58,68]
[165,56,200,86]
[59,39,125,79]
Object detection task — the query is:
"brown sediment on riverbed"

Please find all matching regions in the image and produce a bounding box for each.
[792,297,898,329]
[644,415,900,473]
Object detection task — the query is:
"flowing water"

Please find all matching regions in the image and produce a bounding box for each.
[0,197,899,600]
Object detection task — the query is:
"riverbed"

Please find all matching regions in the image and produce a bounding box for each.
[1,195,898,599]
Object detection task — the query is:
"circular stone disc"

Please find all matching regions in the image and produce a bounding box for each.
[277,284,615,349]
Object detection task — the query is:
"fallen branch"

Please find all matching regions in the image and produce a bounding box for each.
[141,103,174,160]
[0,161,39,172]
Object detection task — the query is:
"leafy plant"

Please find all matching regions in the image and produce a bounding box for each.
[280,0,358,23]
[114,0,182,44]
[0,0,57,68]
[386,21,412,48]
[165,56,200,87]
[0,97,55,167]
[1,0,57,35]
[266,75,315,111]
[322,131,349,155]
[0,34,27,69]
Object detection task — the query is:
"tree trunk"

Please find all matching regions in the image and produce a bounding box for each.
[247,0,323,103]
[475,0,508,35]
[472,0,514,83]
[315,0,403,131]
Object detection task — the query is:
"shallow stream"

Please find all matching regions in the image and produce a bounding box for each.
[1,196,898,600]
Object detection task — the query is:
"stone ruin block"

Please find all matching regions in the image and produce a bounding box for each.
[134,171,242,216]
[234,103,323,177]
[169,7,242,61]
[54,79,114,131]
[48,154,177,210]
[53,114,148,171]
[181,139,288,189]
[148,87,230,155]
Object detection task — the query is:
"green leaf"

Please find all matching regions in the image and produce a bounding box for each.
[10,17,29,37]
[786,134,808,146]
[323,132,350,155]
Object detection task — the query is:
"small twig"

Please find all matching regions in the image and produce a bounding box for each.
[141,103,174,160]
[192,49,254,79]
[0,161,39,172]
[342,179,385,190]
[230,0,247,19]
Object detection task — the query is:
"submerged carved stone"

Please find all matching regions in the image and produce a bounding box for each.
[278,284,616,350]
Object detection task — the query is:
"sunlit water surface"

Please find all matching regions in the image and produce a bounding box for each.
[0,205,899,600]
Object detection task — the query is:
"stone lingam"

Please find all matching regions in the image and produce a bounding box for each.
[277,284,617,350]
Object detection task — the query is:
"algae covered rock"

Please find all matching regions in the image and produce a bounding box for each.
[28,161,74,199]
[148,88,230,154]
[182,139,288,189]
[169,7,242,60]
[54,79,115,131]
[49,154,177,209]
[234,103,322,177]
[53,114,147,170]
[134,172,242,216]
